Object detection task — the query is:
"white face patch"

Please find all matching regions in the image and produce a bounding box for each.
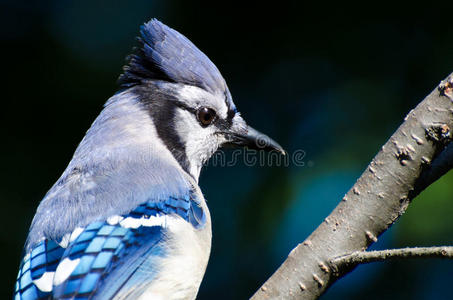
[164,84,238,179]
[174,108,220,179]
[53,258,81,286]
[177,85,228,119]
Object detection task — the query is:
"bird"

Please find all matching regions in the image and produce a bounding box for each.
[14,19,284,300]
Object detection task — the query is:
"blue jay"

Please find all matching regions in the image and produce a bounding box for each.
[14,19,284,300]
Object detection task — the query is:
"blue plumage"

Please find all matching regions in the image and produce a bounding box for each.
[15,240,63,300]
[120,19,224,92]
[119,19,236,112]
[15,18,283,300]
[15,194,205,299]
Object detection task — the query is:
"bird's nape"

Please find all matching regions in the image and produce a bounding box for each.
[14,18,284,300]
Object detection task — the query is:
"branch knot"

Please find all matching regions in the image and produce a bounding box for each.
[438,76,453,100]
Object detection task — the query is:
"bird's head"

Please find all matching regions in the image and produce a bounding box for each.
[118,19,284,180]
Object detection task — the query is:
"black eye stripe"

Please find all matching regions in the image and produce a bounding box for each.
[172,101,218,126]
[226,108,236,122]
[135,86,192,176]
[173,100,234,129]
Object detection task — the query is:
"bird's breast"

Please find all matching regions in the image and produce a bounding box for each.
[137,215,212,300]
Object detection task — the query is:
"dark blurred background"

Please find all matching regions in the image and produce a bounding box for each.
[2,1,453,299]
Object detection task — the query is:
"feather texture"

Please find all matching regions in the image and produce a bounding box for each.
[118,19,227,95]
[15,194,206,299]
[13,18,251,300]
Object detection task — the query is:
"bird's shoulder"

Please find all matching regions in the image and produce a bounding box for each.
[15,192,207,300]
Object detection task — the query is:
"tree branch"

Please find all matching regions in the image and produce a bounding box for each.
[413,140,453,194]
[329,246,453,276]
[251,73,453,299]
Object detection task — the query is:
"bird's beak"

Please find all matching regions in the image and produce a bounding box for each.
[222,125,286,155]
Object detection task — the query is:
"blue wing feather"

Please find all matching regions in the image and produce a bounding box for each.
[15,193,205,300]
[91,226,165,300]
[15,239,65,300]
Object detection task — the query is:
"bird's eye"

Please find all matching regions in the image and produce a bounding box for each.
[197,107,217,126]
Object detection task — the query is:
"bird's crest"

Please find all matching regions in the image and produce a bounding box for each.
[119,19,228,96]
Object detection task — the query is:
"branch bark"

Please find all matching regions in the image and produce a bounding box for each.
[251,73,453,299]
[330,246,453,276]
